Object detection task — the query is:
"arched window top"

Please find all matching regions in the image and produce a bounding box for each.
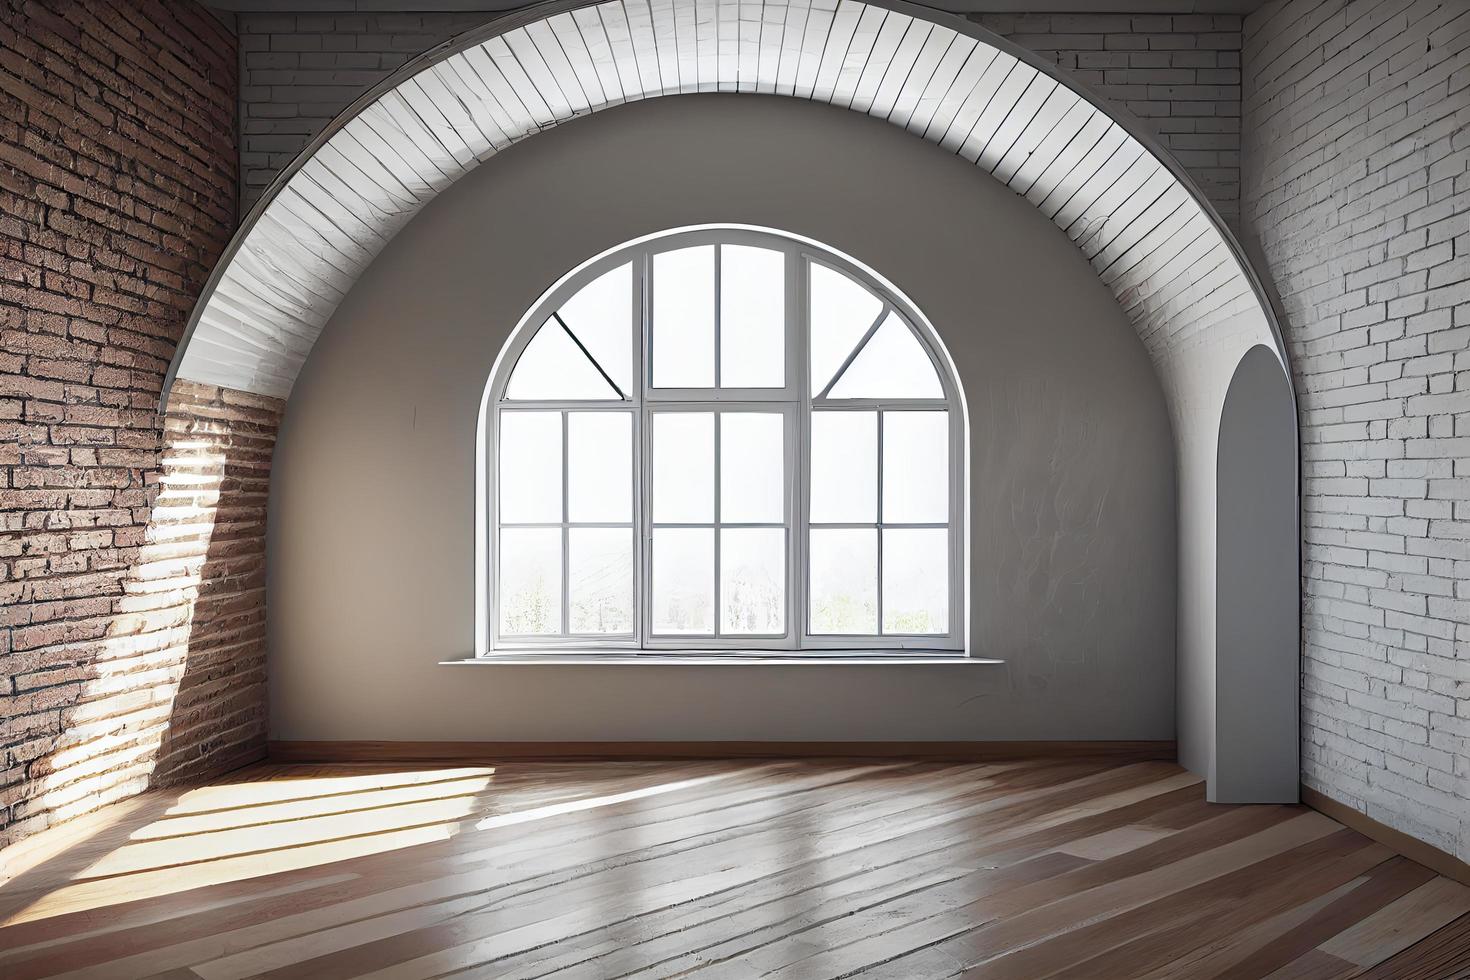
[487,227,965,655]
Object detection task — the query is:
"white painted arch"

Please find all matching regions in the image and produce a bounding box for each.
[166,0,1300,798]
[167,0,1289,401]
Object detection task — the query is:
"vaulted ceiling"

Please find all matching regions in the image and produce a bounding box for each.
[168,0,1282,407]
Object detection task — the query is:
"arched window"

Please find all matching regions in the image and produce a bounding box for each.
[486,227,964,653]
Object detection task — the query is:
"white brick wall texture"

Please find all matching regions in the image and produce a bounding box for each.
[238,11,498,209]
[1242,0,1470,863]
[972,12,1243,226]
[238,9,1243,222]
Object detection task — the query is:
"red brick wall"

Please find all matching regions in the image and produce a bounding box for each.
[0,2,268,846]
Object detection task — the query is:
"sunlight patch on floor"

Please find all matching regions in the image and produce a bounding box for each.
[0,767,499,927]
[473,770,746,832]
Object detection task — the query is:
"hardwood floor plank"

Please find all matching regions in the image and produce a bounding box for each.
[0,758,1461,980]
[1217,857,1445,979]
[699,805,1312,978]
[1130,874,1370,980]
[505,791,1216,980]
[1319,877,1470,967]
[893,830,1387,980]
[6,764,904,978]
[1019,837,1396,980]
[1355,911,1470,980]
[0,760,831,928]
[1263,949,1361,980]
[214,763,1146,979]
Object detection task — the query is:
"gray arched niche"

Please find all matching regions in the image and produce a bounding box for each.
[1214,344,1300,803]
[164,0,1301,801]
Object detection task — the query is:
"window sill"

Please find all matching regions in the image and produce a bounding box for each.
[444,652,1002,666]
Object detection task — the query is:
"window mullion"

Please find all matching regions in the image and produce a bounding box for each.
[793,246,809,650]
[713,409,722,639]
[637,247,651,648]
[876,408,885,637]
[713,243,722,390]
[816,305,888,400]
[561,410,570,637]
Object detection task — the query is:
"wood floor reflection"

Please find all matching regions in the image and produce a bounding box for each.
[0,758,1465,978]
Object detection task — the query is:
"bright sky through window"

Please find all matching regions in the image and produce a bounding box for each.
[491,229,962,653]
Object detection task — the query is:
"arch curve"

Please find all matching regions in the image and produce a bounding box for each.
[165,0,1289,409]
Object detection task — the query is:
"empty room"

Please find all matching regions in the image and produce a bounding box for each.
[2,0,1469,976]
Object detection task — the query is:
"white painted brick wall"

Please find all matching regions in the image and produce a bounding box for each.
[238,11,498,209]
[238,9,1243,223]
[972,13,1243,226]
[1243,0,1470,863]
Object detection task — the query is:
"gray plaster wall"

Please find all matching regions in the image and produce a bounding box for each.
[268,94,1177,743]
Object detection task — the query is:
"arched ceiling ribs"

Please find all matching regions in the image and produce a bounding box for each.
[165,0,1287,406]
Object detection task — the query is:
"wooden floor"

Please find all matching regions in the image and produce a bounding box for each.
[0,758,1467,979]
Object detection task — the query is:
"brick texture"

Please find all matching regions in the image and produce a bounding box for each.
[0,1,276,847]
[1242,0,1470,863]
[971,12,1244,226]
[238,9,1244,222]
[239,10,495,209]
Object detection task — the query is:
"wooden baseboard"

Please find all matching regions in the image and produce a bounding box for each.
[268,739,1177,764]
[1302,786,1470,887]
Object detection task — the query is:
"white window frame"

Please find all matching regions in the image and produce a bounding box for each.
[485,227,966,655]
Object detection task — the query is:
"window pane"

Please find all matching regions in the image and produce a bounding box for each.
[720,244,785,388]
[498,528,561,635]
[557,262,632,395]
[569,528,633,634]
[810,261,882,393]
[828,312,943,399]
[499,411,561,523]
[720,412,784,523]
[883,411,949,523]
[652,245,715,387]
[882,528,948,634]
[653,412,713,522]
[653,527,714,634]
[721,528,785,635]
[809,529,877,635]
[568,412,632,523]
[810,411,876,523]
[505,319,621,400]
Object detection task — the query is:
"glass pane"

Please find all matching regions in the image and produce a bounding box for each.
[721,528,785,635]
[883,411,949,523]
[498,528,561,635]
[505,319,621,400]
[720,244,785,388]
[720,412,784,523]
[828,312,943,399]
[499,411,561,523]
[557,263,633,395]
[810,411,876,523]
[882,528,948,634]
[568,412,632,523]
[653,527,714,634]
[810,261,882,393]
[653,245,715,387]
[653,412,714,523]
[569,528,633,634]
[809,529,877,635]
